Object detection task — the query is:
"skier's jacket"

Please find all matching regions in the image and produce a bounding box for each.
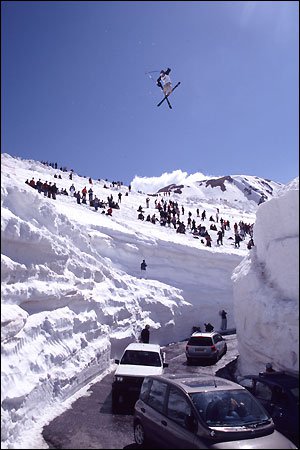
[156,68,171,89]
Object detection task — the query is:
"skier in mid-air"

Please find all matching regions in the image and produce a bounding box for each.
[156,68,172,96]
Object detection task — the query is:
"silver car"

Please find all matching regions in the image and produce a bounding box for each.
[133,374,297,449]
[185,331,227,364]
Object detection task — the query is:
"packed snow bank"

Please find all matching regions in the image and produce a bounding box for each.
[232,179,299,375]
[1,153,296,449]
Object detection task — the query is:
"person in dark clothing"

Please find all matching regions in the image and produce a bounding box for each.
[220,310,227,331]
[217,230,223,245]
[140,325,150,343]
[247,238,254,250]
[141,259,147,271]
[156,68,172,96]
[234,233,242,248]
[265,362,276,373]
[204,322,214,332]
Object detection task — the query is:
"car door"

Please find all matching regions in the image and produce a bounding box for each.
[214,334,225,356]
[142,378,169,446]
[162,386,198,449]
[269,385,293,438]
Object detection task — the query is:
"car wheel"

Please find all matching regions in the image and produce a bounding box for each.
[134,421,146,447]
[223,343,227,355]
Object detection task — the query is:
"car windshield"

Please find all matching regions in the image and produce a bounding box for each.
[190,389,271,428]
[188,337,213,346]
[120,350,162,367]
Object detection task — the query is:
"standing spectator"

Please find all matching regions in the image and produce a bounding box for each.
[140,325,150,343]
[82,186,87,201]
[234,233,241,248]
[118,192,122,203]
[94,196,99,211]
[204,322,214,332]
[205,233,212,247]
[76,191,81,204]
[42,181,49,197]
[220,309,227,331]
[69,184,76,196]
[146,197,150,208]
[88,188,93,203]
[47,182,52,198]
[217,230,223,245]
[51,183,58,200]
[141,259,147,271]
[201,210,206,221]
[36,179,42,193]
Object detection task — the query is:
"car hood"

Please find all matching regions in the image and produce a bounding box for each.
[210,430,297,449]
[115,364,163,377]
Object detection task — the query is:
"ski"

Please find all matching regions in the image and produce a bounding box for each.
[157,82,181,108]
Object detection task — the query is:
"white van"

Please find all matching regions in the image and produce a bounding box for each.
[112,343,168,411]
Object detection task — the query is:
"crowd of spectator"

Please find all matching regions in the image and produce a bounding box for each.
[136,196,254,249]
[25,172,254,250]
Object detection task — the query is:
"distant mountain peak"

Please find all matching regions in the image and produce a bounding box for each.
[154,174,283,209]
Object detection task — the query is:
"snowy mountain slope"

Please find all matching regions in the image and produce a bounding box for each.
[1,153,297,449]
[155,174,282,209]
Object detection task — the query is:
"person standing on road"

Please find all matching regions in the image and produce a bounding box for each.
[220,309,228,331]
[140,325,150,343]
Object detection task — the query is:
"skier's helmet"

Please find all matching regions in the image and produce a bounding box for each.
[160,70,165,75]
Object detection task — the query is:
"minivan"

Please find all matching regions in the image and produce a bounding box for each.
[133,374,297,448]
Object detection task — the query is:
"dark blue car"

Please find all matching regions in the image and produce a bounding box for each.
[238,371,299,446]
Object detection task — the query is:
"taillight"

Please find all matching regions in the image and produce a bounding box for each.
[211,345,216,352]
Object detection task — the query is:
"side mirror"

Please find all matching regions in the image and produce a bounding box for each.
[114,359,120,364]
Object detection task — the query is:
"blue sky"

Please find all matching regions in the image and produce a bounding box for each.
[1,1,299,185]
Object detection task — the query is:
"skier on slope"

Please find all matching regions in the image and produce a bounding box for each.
[156,68,172,96]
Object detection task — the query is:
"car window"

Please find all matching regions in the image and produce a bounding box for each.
[255,381,272,401]
[121,350,162,367]
[187,337,213,346]
[167,387,193,429]
[140,377,152,402]
[239,378,255,390]
[190,389,270,427]
[147,379,168,413]
[214,334,223,343]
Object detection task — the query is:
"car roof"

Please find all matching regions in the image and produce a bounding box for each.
[243,372,299,389]
[147,374,246,394]
[190,332,218,338]
[123,343,161,352]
